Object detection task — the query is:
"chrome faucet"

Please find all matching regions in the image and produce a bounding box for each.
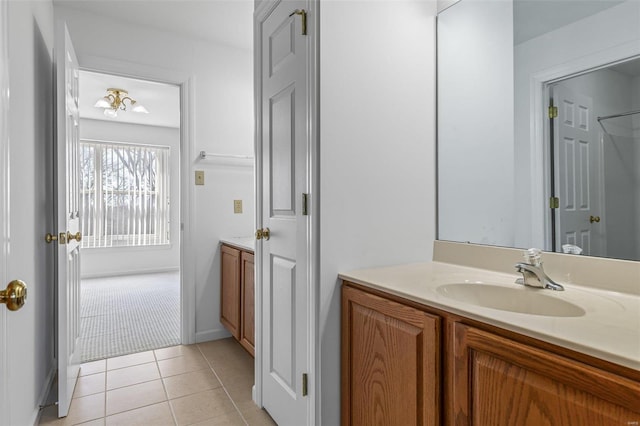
[514,248,564,291]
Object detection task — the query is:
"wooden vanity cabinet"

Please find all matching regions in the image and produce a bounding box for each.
[341,285,441,426]
[452,323,640,425]
[220,245,241,339]
[239,251,255,356]
[342,282,640,426]
[220,243,255,356]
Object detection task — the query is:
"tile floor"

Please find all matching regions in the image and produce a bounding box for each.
[39,338,276,426]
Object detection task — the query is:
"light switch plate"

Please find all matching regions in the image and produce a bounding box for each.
[234,200,243,214]
[195,170,204,185]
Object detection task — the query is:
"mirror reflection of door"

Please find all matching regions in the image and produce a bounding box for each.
[550,84,605,257]
[549,56,640,261]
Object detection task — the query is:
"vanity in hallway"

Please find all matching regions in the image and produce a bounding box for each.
[220,237,255,357]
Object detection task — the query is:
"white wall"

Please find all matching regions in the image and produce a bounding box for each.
[319,1,437,424]
[55,5,255,343]
[556,69,638,260]
[437,0,515,246]
[514,0,640,249]
[7,1,56,424]
[79,119,181,278]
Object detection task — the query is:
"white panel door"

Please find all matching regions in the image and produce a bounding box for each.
[0,0,9,422]
[552,84,604,256]
[55,22,82,418]
[260,1,310,424]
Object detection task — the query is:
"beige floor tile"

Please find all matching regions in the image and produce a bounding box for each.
[74,373,106,398]
[212,357,254,382]
[157,353,210,378]
[190,410,246,426]
[105,379,167,416]
[163,369,222,399]
[155,344,201,361]
[243,407,277,426]
[76,419,106,426]
[80,360,106,377]
[65,393,106,425]
[170,388,237,426]
[105,401,175,426]
[223,375,254,405]
[38,405,67,425]
[106,362,160,390]
[107,351,156,371]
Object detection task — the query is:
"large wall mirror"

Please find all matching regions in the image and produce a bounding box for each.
[437,0,640,261]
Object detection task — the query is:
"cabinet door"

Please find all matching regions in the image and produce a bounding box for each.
[342,285,441,426]
[240,251,255,357]
[220,245,241,339]
[452,323,640,425]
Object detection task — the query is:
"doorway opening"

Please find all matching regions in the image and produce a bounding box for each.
[78,70,182,362]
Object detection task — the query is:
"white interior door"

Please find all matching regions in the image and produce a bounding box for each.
[0,0,9,422]
[552,84,604,256]
[55,22,81,418]
[259,1,310,424]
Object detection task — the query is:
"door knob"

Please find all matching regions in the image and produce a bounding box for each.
[255,228,270,241]
[67,231,82,242]
[45,232,68,244]
[590,215,601,223]
[1,280,27,311]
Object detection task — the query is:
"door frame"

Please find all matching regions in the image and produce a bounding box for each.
[0,0,9,422]
[528,40,640,251]
[79,55,197,344]
[253,0,320,423]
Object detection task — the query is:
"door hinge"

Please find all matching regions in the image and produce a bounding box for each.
[548,106,558,119]
[302,373,308,397]
[302,193,309,216]
[550,197,559,209]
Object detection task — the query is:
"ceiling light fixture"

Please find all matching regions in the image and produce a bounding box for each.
[94,88,149,118]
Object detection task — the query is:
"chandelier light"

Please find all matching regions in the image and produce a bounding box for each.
[94,88,149,118]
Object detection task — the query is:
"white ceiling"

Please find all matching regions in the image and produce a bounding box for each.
[53,0,254,50]
[610,57,640,77]
[514,0,625,45]
[80,70,181,128]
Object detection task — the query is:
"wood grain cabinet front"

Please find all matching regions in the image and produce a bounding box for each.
[220,244,241,339]
[239,250,255,356]
[341,282,640,426]
[452,323,640,426]
[341,285,441,426]
[220,244,255,357]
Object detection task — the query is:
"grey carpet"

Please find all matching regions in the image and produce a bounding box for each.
[80,271,180,362]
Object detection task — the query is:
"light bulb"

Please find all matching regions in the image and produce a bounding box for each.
[103,108,118,118]
[94,97,111,108]
[131,102,149,114]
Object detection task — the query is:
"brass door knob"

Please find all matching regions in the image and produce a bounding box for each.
[45,233,58,243]
[67,231,82,242]
[1,280,27,311]
[255,228,270,241]
[590,215,601,223]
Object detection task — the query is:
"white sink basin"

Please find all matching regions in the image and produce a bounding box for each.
[436,283,586,317]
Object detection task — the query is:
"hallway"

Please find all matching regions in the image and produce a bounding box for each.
[39,339,275,425]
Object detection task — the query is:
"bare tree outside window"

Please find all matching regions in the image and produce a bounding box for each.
[80,141,170,248]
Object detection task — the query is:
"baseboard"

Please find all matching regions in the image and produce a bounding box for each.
[31,358,56,426]
[81,266,180,280]
[195,328,232,343]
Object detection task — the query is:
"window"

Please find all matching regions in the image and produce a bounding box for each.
[80,140,170,248]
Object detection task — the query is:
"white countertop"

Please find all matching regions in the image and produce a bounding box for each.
[339,261,640,371]
[220,236,255,252]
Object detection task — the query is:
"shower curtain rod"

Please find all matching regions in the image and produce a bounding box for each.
[597,109,640,121]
